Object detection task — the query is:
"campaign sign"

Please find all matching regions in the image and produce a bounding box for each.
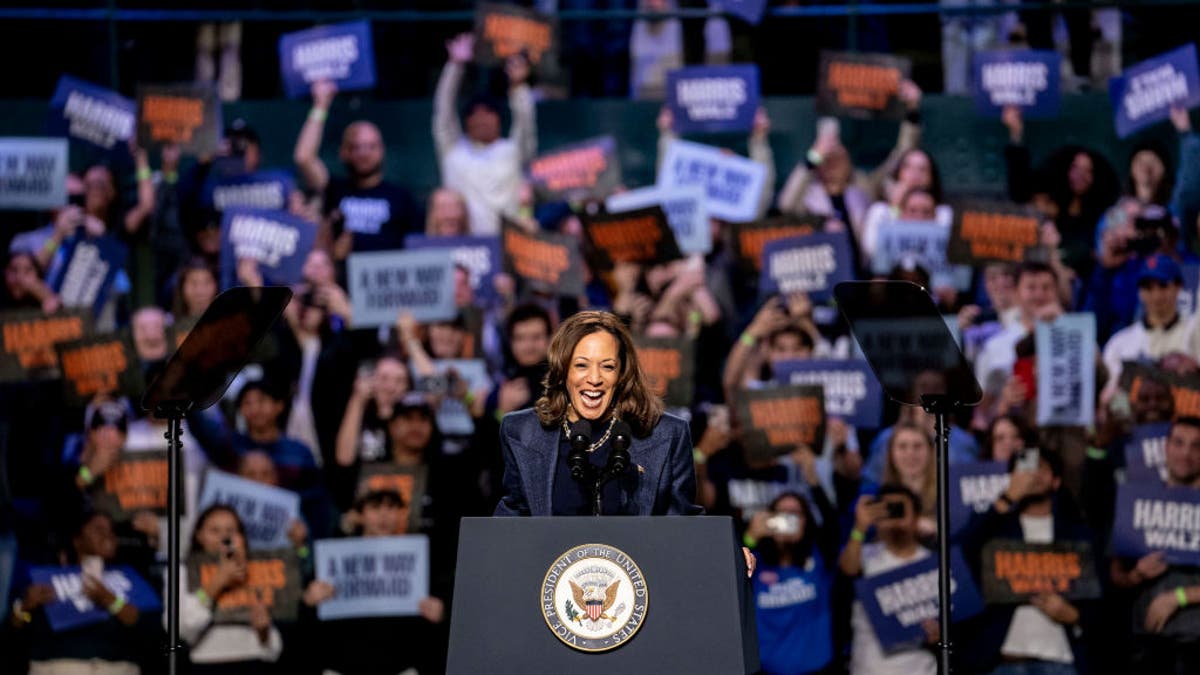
[198,470,301,551]
[816,51,912,120]
[667,65,760,134]
[981,540,1102,603]
[30,565,161,632]
[633,336,695,408]
[48,76,137,150]
[606,185,710,256]
[736,385,825,462]
[1121,362,1200,419]
[405,235,502,305]
[90,450,172,520]
[856,549,983,652]
[732,216,823,273]
[314,535,430,620]
[56,333,143,407]
[1035,313,1096,427]
[501,219,585,297]
[1112,482,1200,566]
[219,209,316,289]
[948,201,1046,265]
[52,236,129,315]
[760,231,854,302]
[187,548,302,622]
[347,249,457,327]
[772,359,883,429]
[1110,44,1200,138]
[137,84,221,155]
[581,205,682,270]
[279,20,376,99]
[1178,263,1200,317]
[947,462,1010,537]
[528,135,620,202]
[474,2,558,73]
[658,139,767,223]
[0,309,91,382]
[1125,422,1172,484]
[0,137,68,210]
[206,170,296,213]
[973,50,1061,118]
[711,0,768,25]
[872,220,972,291]
[416,358,492,437]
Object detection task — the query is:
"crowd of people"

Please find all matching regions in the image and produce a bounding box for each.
[3,5,1200,675]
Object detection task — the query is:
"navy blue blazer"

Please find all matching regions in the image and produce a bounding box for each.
[493,408,704,516]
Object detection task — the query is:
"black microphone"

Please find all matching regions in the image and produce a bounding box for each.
[567,419,592,481]
[606,420,633,477]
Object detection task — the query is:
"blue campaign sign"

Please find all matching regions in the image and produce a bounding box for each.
[219,208,317,289]
[1178,263,1200,317]
[710,0,768,25]
[856,548,983,653]
[404,235,502,304]
[51,235,130,315]
[760,231,854,302]
[657,139,766,223]
[1110,43,1200,138]
[1112,481,1200,566]
[347,249,458,327]
[279,20,377,99]
[1035,313,1096,428]
[772,359,882,428]
[947,462,1010,537]
[205,170,296,213]
[0,137,68,211]
[30,565,162,632]
[314,535,430,620]
[606,185,711,256]
[1125,422,1172,484]
[48,75,137,150]
[667,64,760,134]
[198,469,301,550]
[872,219,971,291]
[973,50,1061,119]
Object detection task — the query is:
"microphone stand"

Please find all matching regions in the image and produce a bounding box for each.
[591,424,632,516]
[922,393,954,675]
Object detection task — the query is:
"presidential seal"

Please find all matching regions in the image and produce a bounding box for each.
[541,543,648,652]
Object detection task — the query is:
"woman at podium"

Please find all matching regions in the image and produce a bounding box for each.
[493,310,703,517]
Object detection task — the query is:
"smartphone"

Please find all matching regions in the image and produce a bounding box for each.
[222,537,236,560]
[1012,357,1037,402]
[816,116,840,140]
[765,512,800,536]
[1016,447,1041,473]
[885,501,906,520]
[81,555,103,580]
[706,404,730,434]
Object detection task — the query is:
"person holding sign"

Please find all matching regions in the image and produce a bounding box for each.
[1110,417,1200,673]
[433,33,538,236]
[840,484,937,675]
[179,505,282,671]
[956,448,1098,675]
[9,511,151,674]
[493,310,703,516]
[292,80,420,258]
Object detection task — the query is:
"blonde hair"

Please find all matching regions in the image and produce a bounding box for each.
[882,422,936,517]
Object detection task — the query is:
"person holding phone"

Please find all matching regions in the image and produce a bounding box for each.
[840,484,937,675]
[177,505,281,673]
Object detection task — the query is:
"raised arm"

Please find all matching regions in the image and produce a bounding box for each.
[434,34,472,161]
[749,107,775,219]
[862,80,923,201]
[506,55,537,163]
[293,80,337,192]
[123,146,156,235]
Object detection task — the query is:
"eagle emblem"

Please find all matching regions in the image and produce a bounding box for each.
[568,579,620,623]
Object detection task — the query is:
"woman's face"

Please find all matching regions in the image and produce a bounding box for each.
[897,151,932,190]
[83,166,116,217]
[429,323,466,359]
[891,428,931,482]
[566,330,620,421]
[302,250,336,286]
[373,358,410,403]
[76,515,118,561]
[361,502,403,537]
[817,146,852,189]
[1131,150,1165,194]
[771,495,807,546]
[389,410,433,453]
[196,510,243,554]
[5,254,38,298]
[990,418,1024,463]
[1068,153,1094,196]
[238,451,279,486]
[182,268,217,316]
[899,191,937,220]
[430,191,469,237]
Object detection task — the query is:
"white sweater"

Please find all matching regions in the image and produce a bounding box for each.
[170,568,283,664]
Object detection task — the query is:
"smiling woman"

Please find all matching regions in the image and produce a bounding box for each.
[493,310,702,517]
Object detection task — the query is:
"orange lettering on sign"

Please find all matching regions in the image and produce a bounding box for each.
[530,147,607,192]
[103,459,168,511]
[590,216,662,262]
[747,396,822,447]
[61,341,127,396]
[142,95,205,144]
[3,316,86,370]
[199,559,288,610]
[827,62,901,111]
[636,346,682,397]
[504,229,570,284]
[993,550,1082,595]
[483,15,552,64]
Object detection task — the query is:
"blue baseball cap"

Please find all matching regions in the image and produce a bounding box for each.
[1138,253,1183,285]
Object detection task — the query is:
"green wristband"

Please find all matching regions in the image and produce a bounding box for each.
[107,597,126,615]
[850,528,866,543]
[739,333,757,348]
[195,589,212,607]
[742,533,757,549]
[78,465,95,486]
[1177,586,1189,608]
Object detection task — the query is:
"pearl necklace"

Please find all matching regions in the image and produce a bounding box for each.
[562,415,617,453]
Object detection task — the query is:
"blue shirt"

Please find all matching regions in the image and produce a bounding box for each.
[754,554,833,675]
